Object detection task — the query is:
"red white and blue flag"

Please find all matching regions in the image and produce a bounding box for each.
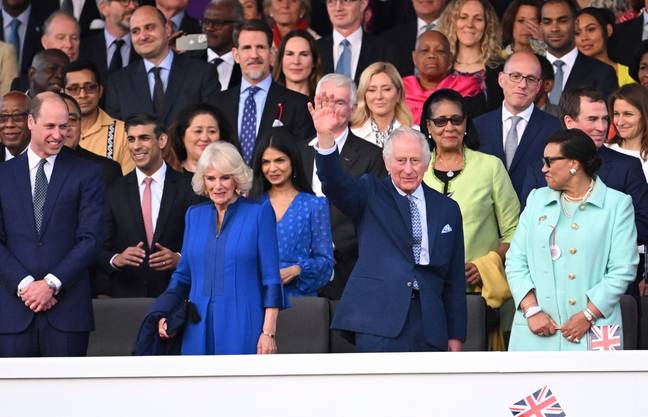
[509,385,566,417]
[588,325,622,351]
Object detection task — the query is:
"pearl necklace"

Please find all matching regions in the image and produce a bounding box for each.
[560,180,594,218]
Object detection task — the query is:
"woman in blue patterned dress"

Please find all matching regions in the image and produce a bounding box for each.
[250,128,333,297]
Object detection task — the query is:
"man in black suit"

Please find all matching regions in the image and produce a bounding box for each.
[316,0,399,85]
[0,0,54,75]
[0,91,30,161]
[59,92,122,185]
[609,1,647,66]
[104,5,220,129]
[97,113,200,297]
[156,0,200,34]
[53,0,102,37]
[541,0,617,105]
[214,19,314,165]
[80,0,140,83]
[198,0,242,90]
[382,0,447,77]
[302,73,386,300]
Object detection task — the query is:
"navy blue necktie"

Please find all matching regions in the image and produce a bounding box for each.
[240,86,260,164]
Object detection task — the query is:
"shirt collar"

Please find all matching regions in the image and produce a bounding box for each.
[27,144,57,170]
[502,102,534,122]
[240,73,272,93]
[207,49,233,64]
[104,28,131,49]
[541,177,605,208]
[546,47,578,68]
[2,5,30,29]
[135,161,167,186]
[417,16,439,33]
[393,180,424,198]
[332,26,362,45]
[143,50,174,73]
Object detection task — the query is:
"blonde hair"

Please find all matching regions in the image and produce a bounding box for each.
[350,62,413,128]
[437,0,503,68]
[192,141,253,195]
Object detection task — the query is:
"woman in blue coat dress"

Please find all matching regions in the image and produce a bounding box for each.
[158,141,286,354]
[249,128,333,297]
[506,129,638,351]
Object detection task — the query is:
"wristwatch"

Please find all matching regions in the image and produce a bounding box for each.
[44,277,57,294]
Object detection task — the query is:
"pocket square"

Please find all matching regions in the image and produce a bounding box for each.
[441,224,453,234]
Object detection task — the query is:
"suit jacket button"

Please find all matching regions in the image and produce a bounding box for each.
[568,298,576,305]
[568,273,576,280]
[406,281,413,288]
[569,248,577,254]
[571,223,579,230]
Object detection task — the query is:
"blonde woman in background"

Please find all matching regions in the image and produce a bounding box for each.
[350,62,413,148]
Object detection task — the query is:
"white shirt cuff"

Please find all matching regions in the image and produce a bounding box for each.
[45,273,62,295]
[110,254,120,270]
[315,140,338,155]
[17,276,35,297]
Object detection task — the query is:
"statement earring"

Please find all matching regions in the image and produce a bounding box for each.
[569,168,577,175]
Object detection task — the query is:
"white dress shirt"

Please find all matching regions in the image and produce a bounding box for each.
[143,50,174,98]
[332,27,363,80]
[642,10,648,41]
[546,47,578,89]
[207,48,234,90]
[417,17,439,35]
[135,162,167,233]
[501,103,534,149]
[104,28,132,70]
[17,146,62,295]
[310,127,350,196]
[315,139,429,265]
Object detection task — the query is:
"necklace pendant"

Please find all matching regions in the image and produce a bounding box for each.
[447,170,454,178]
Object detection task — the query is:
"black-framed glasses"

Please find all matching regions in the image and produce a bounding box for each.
[200,18,240,28]
[110,0,139,6]
[326,0,359,5]
[503,72,541,87]
[429,115,466,128]
[65,83,100,95]
[542,156,568,167]
[0,112,28,124]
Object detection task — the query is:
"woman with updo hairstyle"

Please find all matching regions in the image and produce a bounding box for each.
[272,28,322,100]
[507,128,638,351]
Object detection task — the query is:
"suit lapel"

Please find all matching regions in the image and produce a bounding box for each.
[126,172,149,250]
[339,133,362,172]
[40,149,71,235]
[153,169,178,243]
[134,61,154,114]
[225,87,241,137]
[385,177,414,262]
[510,108,541,172]
[422,184,439,255]
[355,32,371,82]
[258,81,282,140]
[565,53,585,90]
[162,56,184,122]
[13,153,36,235]
[229,64,242,89]
[302,144,315,184]
[319,36,334,74]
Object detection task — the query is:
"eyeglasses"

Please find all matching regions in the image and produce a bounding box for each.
[65,83,100,95]
[200,18,240,28]
[429,115,466,128]
[542,156,568,167]
[503,72,541,87]
[326,0,359,5]
[0,112,28,124]
[110,0,139,6]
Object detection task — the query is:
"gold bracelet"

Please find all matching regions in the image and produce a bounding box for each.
[261,331,275,338]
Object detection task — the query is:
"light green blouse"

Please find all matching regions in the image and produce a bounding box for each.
[423,147,520,263]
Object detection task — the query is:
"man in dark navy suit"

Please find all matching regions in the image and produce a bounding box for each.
[474,51,561,200]
[310,93,466,352]
[0,91,104,356]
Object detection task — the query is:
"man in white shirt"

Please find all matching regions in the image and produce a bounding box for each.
[0,91,30,162]
[200,0,242,90]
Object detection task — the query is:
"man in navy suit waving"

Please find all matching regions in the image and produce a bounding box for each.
[309,93,466,352]
[0,91,104,357]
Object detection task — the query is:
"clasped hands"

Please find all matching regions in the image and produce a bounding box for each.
[20,280,56,313]
[113,242,180,271]
[527,311,591,343]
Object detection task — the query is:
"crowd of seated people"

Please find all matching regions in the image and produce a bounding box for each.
[1,0,648,357]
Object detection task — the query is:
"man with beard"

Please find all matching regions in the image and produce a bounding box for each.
[80,0,141,82]
[104,5,220,129]
[0,91,30,161]
[213,19,314,165]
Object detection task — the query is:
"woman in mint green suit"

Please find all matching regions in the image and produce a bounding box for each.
[506,129,638,351]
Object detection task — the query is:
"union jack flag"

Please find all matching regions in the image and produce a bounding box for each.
[509,385,566,417]
[588,325,622,351]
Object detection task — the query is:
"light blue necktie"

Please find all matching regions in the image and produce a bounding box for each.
[7,19,21,61]
[335,39,351,78]
[549,60,565,105]
[505,116,521,169]
[33,159,48,235]
[240,86,260,165]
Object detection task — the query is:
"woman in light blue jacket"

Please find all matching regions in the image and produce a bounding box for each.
[506,129,638,351]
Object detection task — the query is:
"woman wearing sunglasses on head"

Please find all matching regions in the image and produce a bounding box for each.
[421,89,520,349]
[506,128,638,351]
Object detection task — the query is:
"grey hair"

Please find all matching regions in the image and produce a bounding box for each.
[209,0,245,21]
[43,10,80,36]
[315,73,357,107]
[382,127,432,165]
[192,141,253,195]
